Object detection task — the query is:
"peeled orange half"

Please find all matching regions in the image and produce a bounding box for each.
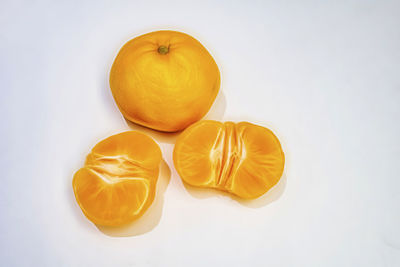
[72,131,162,226]
[173,121,285,199]
[110,30,220,132]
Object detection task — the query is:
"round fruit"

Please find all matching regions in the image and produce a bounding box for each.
[72,131,162,226]
[110,30,220,132]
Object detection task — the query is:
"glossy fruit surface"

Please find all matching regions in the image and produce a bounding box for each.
[73,131,162,226]
[110,30,220,132]
[173,121,285,199]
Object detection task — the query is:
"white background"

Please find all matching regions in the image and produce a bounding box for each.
[1,0,399,266]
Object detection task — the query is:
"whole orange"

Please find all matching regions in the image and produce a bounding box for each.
[110,30,220,132]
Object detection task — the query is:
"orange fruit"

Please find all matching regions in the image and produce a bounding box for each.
[109,30,220,132]
[173,121,285,199]
[72,131,162,226]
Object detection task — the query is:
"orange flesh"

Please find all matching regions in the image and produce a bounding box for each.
[73,131,161,226]
[173,121,285,199]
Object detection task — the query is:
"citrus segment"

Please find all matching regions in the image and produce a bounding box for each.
[72,131,161,226]
[173,121,285,199]
[173,121,222,186]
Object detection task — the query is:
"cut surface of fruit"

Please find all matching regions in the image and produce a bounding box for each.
[110,30,220,132]
[173,121,285,199]
[73,131,162,226]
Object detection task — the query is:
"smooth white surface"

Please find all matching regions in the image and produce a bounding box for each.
[1,0,399,266]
